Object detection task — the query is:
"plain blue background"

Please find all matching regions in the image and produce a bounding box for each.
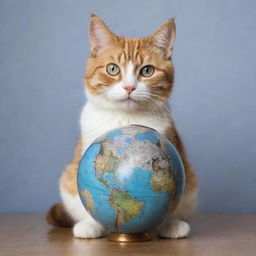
[0,0,255,213]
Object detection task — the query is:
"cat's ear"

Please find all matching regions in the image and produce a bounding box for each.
[89,14,116,56]
[150,18,176,58]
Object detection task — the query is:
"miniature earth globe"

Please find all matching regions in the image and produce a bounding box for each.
[77,125,185,242]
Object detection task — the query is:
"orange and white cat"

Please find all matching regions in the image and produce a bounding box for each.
[47,15,198,239]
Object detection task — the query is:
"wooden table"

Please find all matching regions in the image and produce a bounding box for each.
[0,214,255,256]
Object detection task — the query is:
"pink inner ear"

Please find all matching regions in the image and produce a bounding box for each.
[89,17,116,55]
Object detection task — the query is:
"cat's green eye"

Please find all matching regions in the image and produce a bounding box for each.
[106,63,120,76]
[140,65,154,77]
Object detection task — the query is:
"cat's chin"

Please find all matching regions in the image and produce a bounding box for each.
[105,98,141,112]
[117,99,141,111]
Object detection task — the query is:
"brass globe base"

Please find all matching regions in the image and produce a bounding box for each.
[108,232,151,242]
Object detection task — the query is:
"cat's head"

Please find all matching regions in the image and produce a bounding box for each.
[85,15,176,111]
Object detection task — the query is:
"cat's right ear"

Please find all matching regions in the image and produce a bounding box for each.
[89,14,116,56]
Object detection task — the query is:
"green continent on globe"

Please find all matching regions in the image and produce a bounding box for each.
[151,158,177,193]
[80,189,94,213]
[109,189,144,228]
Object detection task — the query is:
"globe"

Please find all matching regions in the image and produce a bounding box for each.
[77,125,185,241]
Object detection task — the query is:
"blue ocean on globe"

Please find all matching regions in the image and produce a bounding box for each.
[77,125,185,233]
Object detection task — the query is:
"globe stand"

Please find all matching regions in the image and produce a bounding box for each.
[108,232,151,242]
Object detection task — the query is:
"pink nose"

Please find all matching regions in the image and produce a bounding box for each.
[123,85,136,95]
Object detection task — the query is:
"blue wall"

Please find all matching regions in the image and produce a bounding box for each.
[0,0,255,213]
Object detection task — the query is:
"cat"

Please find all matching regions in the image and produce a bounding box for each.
[47,14,198,239]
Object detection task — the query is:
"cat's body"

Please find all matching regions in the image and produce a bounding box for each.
[47,15,198,239]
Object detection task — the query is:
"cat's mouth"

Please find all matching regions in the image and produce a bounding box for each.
[116,97,138,103]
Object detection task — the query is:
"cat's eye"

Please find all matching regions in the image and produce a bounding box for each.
[140,65,154,77]
[106,63,120,76]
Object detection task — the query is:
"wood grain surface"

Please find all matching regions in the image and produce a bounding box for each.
[0,214,255,256]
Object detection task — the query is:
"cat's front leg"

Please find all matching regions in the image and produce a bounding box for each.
[60,186,107,239]
[73,217,106,239]
[157,187,198,238]
[157,218,191,238]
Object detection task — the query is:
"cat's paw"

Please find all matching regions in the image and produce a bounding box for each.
[158,219,191,239]
[73,219,106,239]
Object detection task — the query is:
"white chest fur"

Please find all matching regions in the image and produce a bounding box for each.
[80,101,173,153]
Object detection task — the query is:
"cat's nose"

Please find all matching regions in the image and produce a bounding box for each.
[123,85,136,95]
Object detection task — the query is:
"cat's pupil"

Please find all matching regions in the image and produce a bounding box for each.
[106,63,120,76]
[140,65,154,77]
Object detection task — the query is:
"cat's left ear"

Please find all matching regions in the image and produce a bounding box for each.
[150,18,176,59]
[89,14,116,56]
